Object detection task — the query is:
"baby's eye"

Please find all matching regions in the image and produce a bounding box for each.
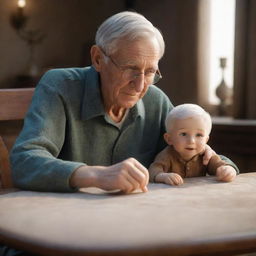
[196,133,204,137]
[180,132,187,136]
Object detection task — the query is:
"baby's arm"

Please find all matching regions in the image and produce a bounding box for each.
[208,155,237,182]
[149,147,184,186]
[155,172,184,186]
[216,165,237,182]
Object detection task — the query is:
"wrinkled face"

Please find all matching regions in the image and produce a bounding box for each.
[92,37,161,111]
[164,116,210,161]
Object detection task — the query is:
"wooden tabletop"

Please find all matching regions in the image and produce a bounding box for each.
[0,172,256,256]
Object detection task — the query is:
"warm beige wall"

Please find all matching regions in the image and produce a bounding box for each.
[0,0,203,106]
[0,0,124,87]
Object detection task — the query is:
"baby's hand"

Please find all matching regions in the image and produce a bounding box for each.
[216,165,237,182]
[156,173,184,186]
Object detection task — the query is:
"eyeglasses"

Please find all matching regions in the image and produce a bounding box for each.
[100,48,162,85]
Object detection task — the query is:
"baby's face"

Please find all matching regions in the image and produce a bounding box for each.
[165,116,209,161]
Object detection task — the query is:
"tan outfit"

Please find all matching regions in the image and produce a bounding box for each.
[149,145,227,182]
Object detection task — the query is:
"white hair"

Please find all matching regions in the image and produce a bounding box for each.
[95,11,165,58]
[165,104,212,134]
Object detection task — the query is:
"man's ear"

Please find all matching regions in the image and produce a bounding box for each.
[164,132,172,145]
[90,45,103,72]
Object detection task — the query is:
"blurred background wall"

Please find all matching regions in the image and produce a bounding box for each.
[0,0,205,106]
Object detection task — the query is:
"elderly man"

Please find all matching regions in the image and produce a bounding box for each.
[10,11,238,194]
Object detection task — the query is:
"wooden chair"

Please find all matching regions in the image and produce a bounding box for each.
[0,88,34,189]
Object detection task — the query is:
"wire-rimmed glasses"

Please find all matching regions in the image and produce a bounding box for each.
[100,48,162,85]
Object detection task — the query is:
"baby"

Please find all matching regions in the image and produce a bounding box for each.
[149,104,237,185]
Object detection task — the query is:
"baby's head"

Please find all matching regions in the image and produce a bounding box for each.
[165,104,212,134]
[164,104,212,161]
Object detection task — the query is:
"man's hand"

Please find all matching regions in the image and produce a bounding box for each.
[70,158,149,193]
[216,165,237,182]
[201,144,216,165]
[155,172,184,186]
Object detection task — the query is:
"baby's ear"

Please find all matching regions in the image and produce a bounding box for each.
[206,135,209,143]
[164,133,172,145]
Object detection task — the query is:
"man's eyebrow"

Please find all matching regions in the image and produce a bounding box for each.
[120,60,158,70]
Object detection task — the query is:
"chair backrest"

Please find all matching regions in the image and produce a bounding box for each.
[0,88,34,189]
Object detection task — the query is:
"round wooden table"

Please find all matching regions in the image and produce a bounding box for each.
[0,173,256,256]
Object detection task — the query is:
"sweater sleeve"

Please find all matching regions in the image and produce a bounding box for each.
[219,155,240,174]
[10,71,84,192]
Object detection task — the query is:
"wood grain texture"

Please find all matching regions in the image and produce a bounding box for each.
[0,88,34,189]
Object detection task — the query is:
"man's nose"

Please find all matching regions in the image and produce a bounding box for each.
[133,74,145,92]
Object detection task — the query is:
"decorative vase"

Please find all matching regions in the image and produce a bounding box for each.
[215,57,233,116]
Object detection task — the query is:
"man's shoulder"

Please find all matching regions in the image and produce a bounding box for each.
[144,85,171,104]
[36,66,99,98]
[40,67,92,85]
[142,85,173,113]
[147,84,166,96]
